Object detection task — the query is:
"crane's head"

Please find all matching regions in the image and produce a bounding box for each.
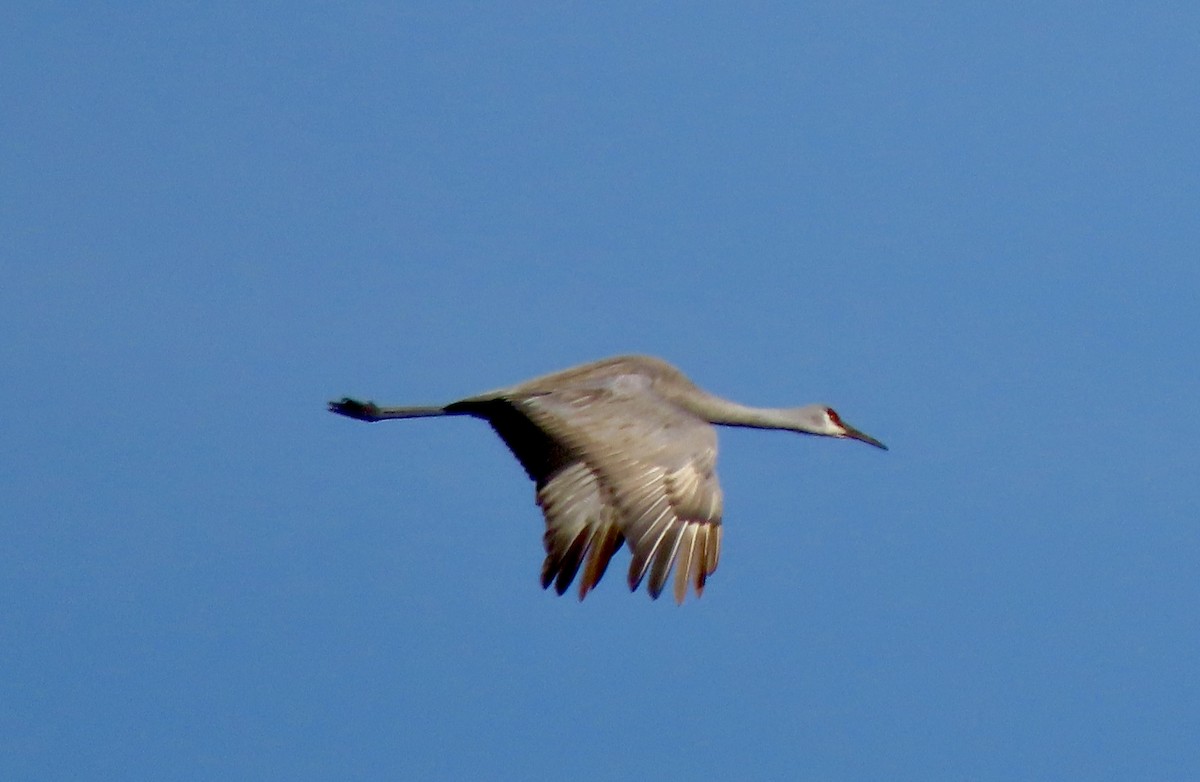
[797,405,888,450]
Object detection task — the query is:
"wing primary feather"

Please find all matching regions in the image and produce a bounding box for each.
[705,525,722,575]
[648,523,686,600]
[579,524,622,600]
[552,527,591,595]
[673,524,699,604]
[691,525,705,592]
[626,504,675,591]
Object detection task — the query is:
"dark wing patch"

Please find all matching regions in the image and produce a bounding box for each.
[445,398,573,485]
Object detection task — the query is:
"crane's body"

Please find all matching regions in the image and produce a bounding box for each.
[329,354,885,604]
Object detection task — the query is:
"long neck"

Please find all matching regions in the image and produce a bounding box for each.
[674,392,808,432]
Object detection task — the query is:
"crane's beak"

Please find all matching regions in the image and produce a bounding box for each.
[842,424,888,450]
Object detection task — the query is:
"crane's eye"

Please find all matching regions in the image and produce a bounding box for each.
[825,408,842,426]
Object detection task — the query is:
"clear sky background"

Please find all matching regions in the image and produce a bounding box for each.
[4,4,1198,780]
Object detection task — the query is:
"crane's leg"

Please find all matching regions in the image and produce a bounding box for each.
[327,398,449,422]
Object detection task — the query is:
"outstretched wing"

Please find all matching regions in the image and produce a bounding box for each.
[489,374,724,604]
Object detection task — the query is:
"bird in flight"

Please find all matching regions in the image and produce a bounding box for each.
[329,354,886,604]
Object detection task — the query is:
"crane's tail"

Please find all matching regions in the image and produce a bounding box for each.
[327,398,451,422]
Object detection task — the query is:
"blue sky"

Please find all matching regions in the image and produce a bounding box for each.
[4,3,1198,779]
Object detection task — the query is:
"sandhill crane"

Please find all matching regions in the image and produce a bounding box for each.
[328,354,885,604]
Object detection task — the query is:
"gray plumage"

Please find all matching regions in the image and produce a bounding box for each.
[328,354,886,604]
